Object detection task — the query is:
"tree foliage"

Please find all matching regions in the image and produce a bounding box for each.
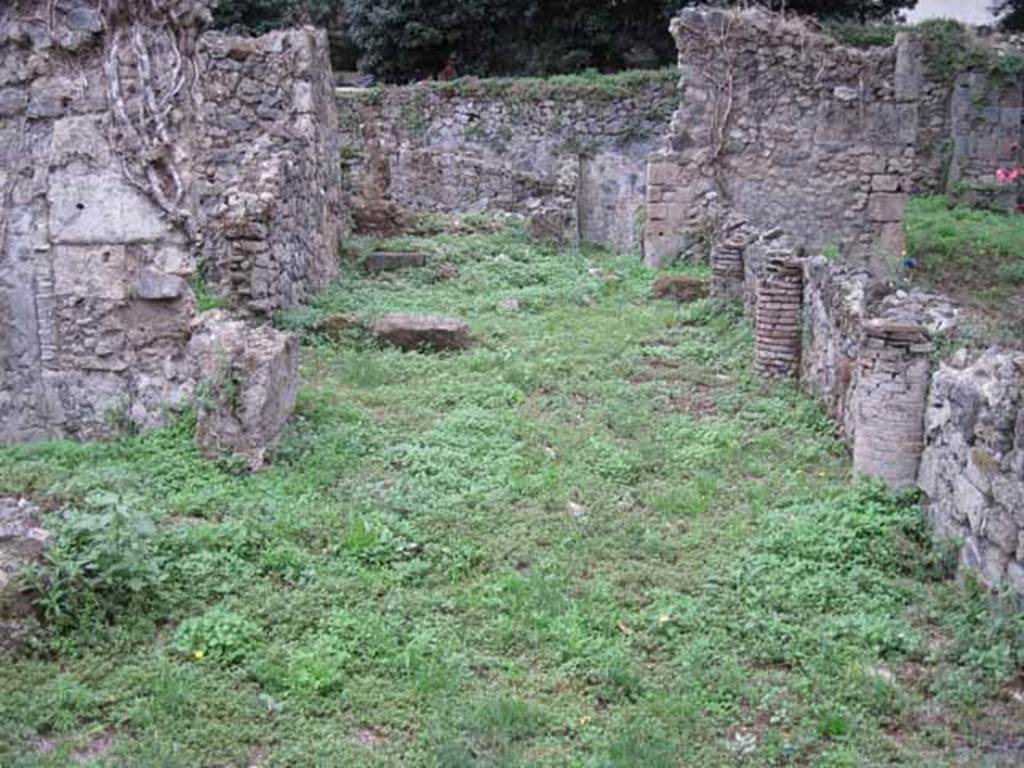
[212,0,919,83]
[995,0,1024,30]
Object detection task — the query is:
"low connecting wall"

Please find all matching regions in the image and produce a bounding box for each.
[0,1,342,459]
[337,72,677,252]
[713,236,1023,595]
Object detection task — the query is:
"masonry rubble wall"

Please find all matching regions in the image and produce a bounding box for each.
[906,31,1024,207]
[946,69,1024,211]
[799,254,1024,596]
[0,1,340,449]
[336,74,677,253]
[645,8,915,272]
[919,350,1024,592]
[197,28,343,317]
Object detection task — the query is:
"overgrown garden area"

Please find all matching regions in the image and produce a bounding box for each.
[2,221,1023,766]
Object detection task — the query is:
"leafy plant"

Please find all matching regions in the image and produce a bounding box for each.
[27,493,164,636]
[171,607,261,665]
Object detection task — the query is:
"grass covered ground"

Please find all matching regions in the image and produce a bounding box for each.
[2,221,1023,766]
[905,196,1024,348]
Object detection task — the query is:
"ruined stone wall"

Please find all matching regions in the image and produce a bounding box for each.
[946,69,1024,210]
[1,2,340,447]
[0,1,201,441]
[920,350,1024,592]
[646,8,916,272]
[197,28,343,317]
[799,256,1024,594]
[337,73,677,253]
[905,32,1024,205]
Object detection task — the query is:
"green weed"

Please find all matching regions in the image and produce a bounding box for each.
[0,222,1021,766]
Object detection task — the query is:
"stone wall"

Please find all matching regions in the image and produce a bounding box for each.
[337,72,677,253]
[920,350,1024,592]
[906,31,1024,207]
[645,8,915,272]
[798,255,1024,594]
[0,1,202,441]
[197,28,343,317]
[0,1,340,449]
[946,69,1024,210]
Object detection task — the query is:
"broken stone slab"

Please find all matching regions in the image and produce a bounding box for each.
[651,275,710,303]
[1,498,50,653]
[372,314,472,352]
[366,251,429,273]
[187,311,299,471]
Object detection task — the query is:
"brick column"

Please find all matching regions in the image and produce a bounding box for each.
[851,320,932,490]
[711,235,745,301]
[755,253,804,379]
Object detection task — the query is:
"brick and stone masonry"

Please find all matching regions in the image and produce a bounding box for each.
[755,253,804,380]
[850,320,933,490]
[645,7,916,271]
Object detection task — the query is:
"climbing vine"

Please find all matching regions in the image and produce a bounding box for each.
[675,12,738,197]
[99,0,210,244]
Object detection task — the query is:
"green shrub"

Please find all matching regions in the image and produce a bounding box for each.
[26,493,164,637]
[827,20,899,48]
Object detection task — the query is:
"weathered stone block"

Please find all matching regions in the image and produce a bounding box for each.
[373,314,472,352]
[188,312,299,471]
[135,269,188,301]
[48,170,172,245]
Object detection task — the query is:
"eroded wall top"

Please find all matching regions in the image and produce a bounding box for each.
[646,7,916,271]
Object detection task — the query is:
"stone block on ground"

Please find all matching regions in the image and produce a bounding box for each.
[188,311,299,471]
[1,498,50,653]
[366,251,429,273]
[651,275,709,303]
[372,314,472,352]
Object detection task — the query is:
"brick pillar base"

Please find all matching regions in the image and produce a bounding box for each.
[851,320,932,490]
[755,253,804,379]
[711,236,745,301]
